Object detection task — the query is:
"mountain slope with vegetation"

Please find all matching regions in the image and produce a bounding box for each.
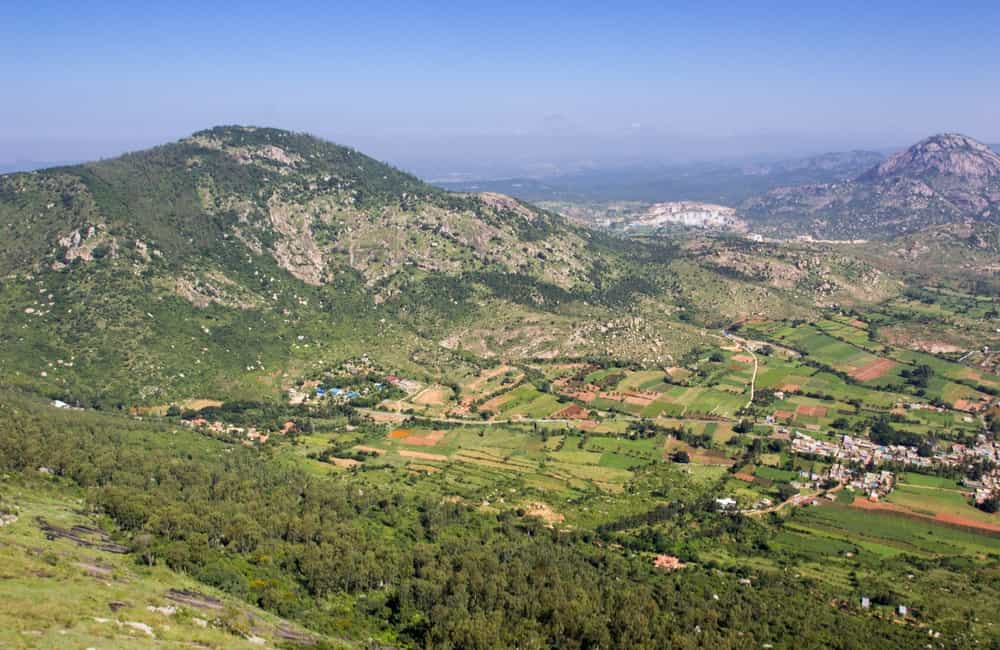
[741,134,1000,239]
[0,126,906,408]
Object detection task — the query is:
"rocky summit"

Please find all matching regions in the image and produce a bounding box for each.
[741,133,1000,239]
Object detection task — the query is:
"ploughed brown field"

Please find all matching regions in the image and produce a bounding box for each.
[399,430,447,447]
[555,403,590,419]
[796,404,828,418]
[849,358,897,382]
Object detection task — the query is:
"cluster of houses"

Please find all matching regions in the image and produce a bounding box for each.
[790,429,1000,502]
[792,431,1000,471]
[182,418,296,445]
[965,466,1000,505]
[314,386,362,400]
[828,465,896,500]
[288,356,418,406]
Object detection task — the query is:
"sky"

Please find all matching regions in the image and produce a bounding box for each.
[2,1,999,178]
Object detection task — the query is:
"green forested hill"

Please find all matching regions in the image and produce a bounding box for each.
[0,126,904,408]
[0,390,973,649]
[0,129,692,405]
[0,126,637,405]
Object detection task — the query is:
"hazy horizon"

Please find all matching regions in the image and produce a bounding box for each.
[4,2,999,178]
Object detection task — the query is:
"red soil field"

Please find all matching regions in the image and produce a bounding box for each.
[953,399,985,413]
[555,403,590,419]
[400,429,447,447]
[849,358,897,382]
[796,404,828,418]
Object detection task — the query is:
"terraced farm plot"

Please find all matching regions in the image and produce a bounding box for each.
[816,318,874,348]
[397,429,448,447]
[683,388,747,417]
[795,404,828,418]
[851,496,1000,536]
[754,466,799,482]
[461,365,524,402]
[884,482,1000,529]
[793,502,1000,556]
[759,324,875,371]
[665,366,692,382]
[617,370,668,391]
[479,390,518,413]
[505,393,563,418]
[663,436,735,466]
[492,385,548,415]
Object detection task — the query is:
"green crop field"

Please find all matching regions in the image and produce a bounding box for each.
[793,503,1000,557]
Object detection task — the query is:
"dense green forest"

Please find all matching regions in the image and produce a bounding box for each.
[1,390,987,648]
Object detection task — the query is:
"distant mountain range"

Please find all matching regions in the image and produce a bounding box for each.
[740,150,884,177]
[741,134,1000,239]
[435,150,889,205]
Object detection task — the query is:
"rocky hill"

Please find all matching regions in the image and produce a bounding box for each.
[741,134,1000,239]
[0,127,707,406]
[0,126,601,295]
[0,127,911,407]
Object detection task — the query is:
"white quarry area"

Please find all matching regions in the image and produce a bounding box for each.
[621,201,747,231]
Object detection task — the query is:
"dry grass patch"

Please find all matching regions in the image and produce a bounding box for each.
[523,502,565,525]
[413,384,451,406]
[398,449,448,462]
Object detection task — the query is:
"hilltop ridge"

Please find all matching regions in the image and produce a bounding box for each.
[741,133,1000,238]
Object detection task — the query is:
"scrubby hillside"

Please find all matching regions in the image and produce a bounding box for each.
[0,126,906,408]
[0,127,680,406]
[0,126,599,292]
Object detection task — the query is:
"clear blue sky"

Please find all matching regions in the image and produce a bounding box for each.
[2,1,998,175]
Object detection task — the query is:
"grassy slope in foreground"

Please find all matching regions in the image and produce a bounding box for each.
[0,480,336,649]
